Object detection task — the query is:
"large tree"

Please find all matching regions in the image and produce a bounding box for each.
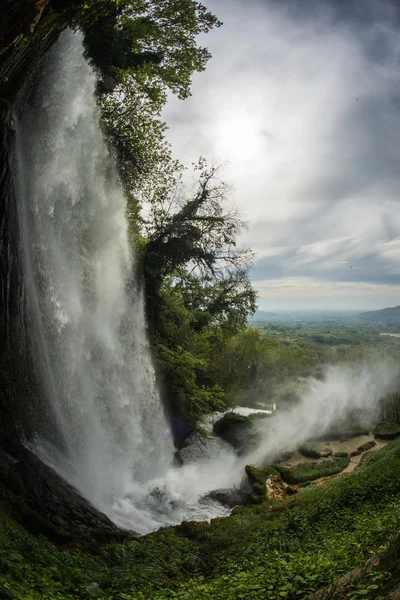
[137,161,257,444]
[141,160,254,307]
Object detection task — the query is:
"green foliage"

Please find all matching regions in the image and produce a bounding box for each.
[2,440,400,598]
[275,457,350,485]
[50,0,222,98]
[156,343,225,422]
[136,161,258,439]
[151,272,256,438]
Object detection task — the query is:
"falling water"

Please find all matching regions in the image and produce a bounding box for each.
[15,31,235,533]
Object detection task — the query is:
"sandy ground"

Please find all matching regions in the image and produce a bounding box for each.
[282,433,390,475]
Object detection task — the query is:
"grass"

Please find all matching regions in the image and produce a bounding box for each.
[1,439,400,599]
[274,457,350,484]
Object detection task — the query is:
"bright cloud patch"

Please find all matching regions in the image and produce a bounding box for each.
[163,0,400,309]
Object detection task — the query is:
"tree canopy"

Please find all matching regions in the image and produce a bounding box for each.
[52,0,222,99]
[141,161,254,296]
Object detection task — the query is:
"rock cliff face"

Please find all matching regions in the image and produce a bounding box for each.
[0,2,59,451]
[0,0,50,57]
[0,4,129,538]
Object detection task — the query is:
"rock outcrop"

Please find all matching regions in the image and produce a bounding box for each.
[0,1,60,454]
[374,421,400,440]
[0,0,50,56]
[298,444,321,459]
[213,412,257,453]
[0,447,138,540]
[204,486,252,508]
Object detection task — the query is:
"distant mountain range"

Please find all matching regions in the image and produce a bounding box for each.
[357,305,400,321]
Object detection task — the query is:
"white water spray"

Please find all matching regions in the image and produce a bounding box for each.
[245,361,400,467]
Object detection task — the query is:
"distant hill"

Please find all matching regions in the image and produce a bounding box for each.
[357,305,400,321]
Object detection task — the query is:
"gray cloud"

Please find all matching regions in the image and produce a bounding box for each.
[162,0,400,309]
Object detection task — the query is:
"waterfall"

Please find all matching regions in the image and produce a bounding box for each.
[15,31,232,534]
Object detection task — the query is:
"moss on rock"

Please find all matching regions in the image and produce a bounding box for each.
[245,464,280,503]
[213,412,257,452]
[298,444,321,459]
[374,421,400,440]
[357,440,376,452]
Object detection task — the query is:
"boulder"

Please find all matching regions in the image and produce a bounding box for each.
[213,412,257,452]
[204,486,251,508]
[374,421,400,440]
[357,440,376,452]
[265,474,285,500]
[298,444,321,459]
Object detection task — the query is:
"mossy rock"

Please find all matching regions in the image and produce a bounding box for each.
[275,457,350,485]
[334,451,349,458]
[350,450,361,457]
[357,440,376,452]
[213,413,256,451]
[245,465,280,503]
[374,421,400,440]
[298,444,321,459]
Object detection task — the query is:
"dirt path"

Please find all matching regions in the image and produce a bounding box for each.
[341,437,389,474]
[313,436,390,485]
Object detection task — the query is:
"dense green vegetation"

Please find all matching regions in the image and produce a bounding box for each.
[2,438,400,599]
[252,317,400,348]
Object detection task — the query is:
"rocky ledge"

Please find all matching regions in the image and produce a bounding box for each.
[0,447,138,543]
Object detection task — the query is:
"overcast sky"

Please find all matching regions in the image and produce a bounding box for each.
[162,0,400,311]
